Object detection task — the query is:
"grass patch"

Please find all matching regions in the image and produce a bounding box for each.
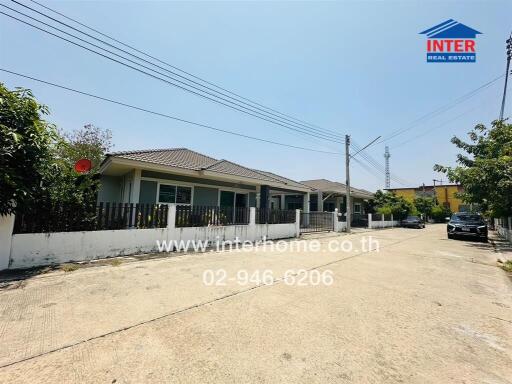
[60,263,79,272]
[501,260,512,273]
[107,259,123,267]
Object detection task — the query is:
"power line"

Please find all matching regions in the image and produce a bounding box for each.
[26,0,343,138]
[0,6,344,145]
[351,156,388,185]
[390,103,488,150]
[5,1,345,144]
[9,0,345,142]
[361,74,506,150]
[0,68,343,156]
[351,140,410,186]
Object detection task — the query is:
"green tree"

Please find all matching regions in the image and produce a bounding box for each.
[430,205,452,223]
[48,124,112,204]
[434,120,512,217]
[370,190,414,219]
[413,196,435,218]
[56,124,112,173]
[0,84,57,215]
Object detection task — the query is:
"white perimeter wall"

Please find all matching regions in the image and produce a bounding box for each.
[370,220,399,229]
[9,223,297,270]
[495,217,512,242]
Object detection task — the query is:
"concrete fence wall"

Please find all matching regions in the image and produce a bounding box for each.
[2,207,301,270]
[367,213,399,229]
[495,217,512,242]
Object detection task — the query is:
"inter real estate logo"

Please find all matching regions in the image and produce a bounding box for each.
[419,19,482,63]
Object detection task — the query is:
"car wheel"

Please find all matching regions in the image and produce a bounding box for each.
[448,233,453,239]
[481,237,488,243]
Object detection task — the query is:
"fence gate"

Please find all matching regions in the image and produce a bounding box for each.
[300,212,334,233]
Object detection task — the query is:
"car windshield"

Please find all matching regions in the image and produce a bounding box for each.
[452,214,482,222]
[406,216,419,220]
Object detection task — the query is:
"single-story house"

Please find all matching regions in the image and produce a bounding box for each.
[98,148,314,211]
[300,179,374,215]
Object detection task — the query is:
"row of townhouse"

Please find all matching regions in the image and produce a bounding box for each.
[98,148,374,216]
[0,147,376,270]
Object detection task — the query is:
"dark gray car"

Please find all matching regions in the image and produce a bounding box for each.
[447,213,488,242]
[401,216,425,229]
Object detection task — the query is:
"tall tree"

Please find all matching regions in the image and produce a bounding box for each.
[56,124,112,173]
[0,84,57,215]
[434,120,512,217]
[413,196,435,218]
[371,190,415,219]
[47,124,112,204]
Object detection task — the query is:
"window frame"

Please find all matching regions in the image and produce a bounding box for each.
[156,183,192,205]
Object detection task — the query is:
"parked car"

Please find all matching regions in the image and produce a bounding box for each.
[401,216,425,229]
[447,213,488,241]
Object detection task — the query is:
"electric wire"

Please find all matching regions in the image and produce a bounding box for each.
[0,68,343,156]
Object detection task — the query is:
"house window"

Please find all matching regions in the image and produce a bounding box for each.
[287,202,302,210]
[354,203,362,214]
[158,184,191,204]
[176,186,192,204]
[158,184,176,203]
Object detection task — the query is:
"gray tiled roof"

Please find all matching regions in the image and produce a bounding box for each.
[106,148,310,189]
[255,170,314,191]
[109,148,218,170]
[300,179,374,198]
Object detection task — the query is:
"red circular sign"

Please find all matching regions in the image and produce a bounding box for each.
[74,158,92,173]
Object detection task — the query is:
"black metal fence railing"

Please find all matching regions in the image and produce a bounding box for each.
[300,212,334,232]
[256,209,296,224]
[175,206,249,227]
[13,202,169,234]
[351,214,368,228]
[371,213,383,221]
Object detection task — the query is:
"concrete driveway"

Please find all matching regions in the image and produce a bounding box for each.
[0,225,511,383]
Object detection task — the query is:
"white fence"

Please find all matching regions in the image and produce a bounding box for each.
[495,217,512,242]
[367,213,399,229]
[1,207,303,270]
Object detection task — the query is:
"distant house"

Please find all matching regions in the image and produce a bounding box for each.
[98,148,314,211]
[386,184,467,212]
[300,179,374,215]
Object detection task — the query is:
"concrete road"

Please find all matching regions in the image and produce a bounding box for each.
[0,225,511,383]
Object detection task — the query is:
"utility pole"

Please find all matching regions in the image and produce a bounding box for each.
[384,146,391,189]
[499,34,512,121]
[432,179,442,205]
[345,135,351,234]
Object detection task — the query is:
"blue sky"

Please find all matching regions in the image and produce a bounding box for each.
[1,0,510,191]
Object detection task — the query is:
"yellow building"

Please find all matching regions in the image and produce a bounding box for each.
[387,184,466,213]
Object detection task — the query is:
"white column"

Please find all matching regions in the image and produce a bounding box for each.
[249,207,256,225]
[333,208,340,232]
[303,192,310,213]
[295,209,301,238]
[167,204,176,230]
[317,192,323,212]
[391,214,394,228]
[335,196,341,212]
[280,194,286,210]
[368,213,372,229]
[0,214,15,270]
[131,168,141,203]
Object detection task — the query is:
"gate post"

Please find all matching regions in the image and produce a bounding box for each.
[391,214,394,228]
[334,209,340,232]
[0,214,15,271]
[295,209,301,238]
[368,213,372,229]
[167,204,176,230]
